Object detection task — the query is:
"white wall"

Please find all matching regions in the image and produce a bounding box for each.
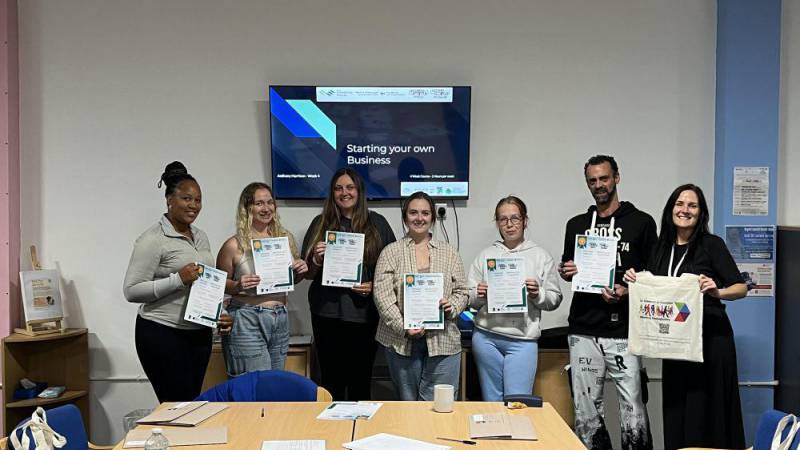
[782,0,800,226]
[18,0,717,446]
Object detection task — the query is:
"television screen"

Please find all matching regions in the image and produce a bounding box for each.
[269,86,471,199]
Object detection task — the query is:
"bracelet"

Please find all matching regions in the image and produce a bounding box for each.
[312,254,323,266]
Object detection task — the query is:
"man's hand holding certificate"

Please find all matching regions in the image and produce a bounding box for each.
[486,257,527,313]
[403,273,444,330]
[321,231,365,287]
[572,234,618,294]
[184,263,226,328]
[251,237,294,294]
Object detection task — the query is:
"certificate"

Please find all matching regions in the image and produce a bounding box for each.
[403,273,444,330]
[321,231,364,287]
[251,237,294,294]
[486,257,527,313]
[184,263,226,328]
[572,234,617,294]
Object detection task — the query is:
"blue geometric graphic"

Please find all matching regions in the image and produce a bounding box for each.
[269,88,336,149]
[286,100,336,149]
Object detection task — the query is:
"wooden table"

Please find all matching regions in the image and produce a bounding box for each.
[111,402,353,449]
[114,401,583,449]
[353,401,584,449]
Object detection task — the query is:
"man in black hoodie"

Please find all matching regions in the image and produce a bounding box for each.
[559,155,656,450]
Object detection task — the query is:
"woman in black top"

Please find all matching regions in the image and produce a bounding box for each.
[625,184,747,450]
[302,168,396,400]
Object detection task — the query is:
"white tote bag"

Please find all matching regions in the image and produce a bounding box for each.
[628,272,704,362]
[9,407,67,450]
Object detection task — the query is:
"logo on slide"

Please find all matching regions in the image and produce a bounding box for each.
[269,88,336,149]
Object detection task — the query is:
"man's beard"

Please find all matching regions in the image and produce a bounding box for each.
[593,185,616,205]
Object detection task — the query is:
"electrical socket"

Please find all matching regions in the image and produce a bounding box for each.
[435,203,447,220]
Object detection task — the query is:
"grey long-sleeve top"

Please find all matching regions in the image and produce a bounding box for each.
[123,215,214,329]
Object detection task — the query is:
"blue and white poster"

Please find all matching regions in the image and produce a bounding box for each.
[725,225,775,261]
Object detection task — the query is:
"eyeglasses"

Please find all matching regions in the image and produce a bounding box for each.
[496,216,523,226]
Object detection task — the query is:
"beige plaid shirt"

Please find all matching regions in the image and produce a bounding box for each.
[374,236,468,357]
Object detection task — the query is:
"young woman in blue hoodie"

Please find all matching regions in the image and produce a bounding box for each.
[467,196,563,401]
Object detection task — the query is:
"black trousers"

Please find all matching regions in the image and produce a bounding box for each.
[135,315,213,402]
[311,314,378,401]
[662,306,745,450]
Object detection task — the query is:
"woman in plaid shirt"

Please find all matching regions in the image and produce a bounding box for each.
[373,191,469,400]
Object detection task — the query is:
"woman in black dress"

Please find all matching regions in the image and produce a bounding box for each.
[625,184,747,450]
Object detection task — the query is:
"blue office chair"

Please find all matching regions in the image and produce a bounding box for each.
[196,370,331,402]
[753,410,800,450]
[1,404,112,450]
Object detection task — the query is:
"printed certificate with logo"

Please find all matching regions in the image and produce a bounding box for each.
[403,273,444,330]
[184,263,226,328]
[572,234,617,294]
[321,231,365,287]
[251,237,294,294]
[486,257,527,313]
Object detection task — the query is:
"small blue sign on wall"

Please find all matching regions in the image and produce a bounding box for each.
[725,225,776,261]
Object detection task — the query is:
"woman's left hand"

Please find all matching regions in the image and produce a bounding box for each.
[351,281,373,297]
[525,278,540,297]
[439,298,454,316]
[699,274,720,298]
[292,259,309,276]
[218,312,233,335]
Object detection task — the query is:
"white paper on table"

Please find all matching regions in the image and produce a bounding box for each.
[251,237,294,294]
[321,231,365,287]
[184,263,226,328]
[344,433,450,450]
[261,440,325,450]
[403,273,445,330]
[317,402,383,420]
[486,257,527,313]
[572,234,618,294]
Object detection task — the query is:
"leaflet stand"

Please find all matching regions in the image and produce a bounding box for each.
[14,246,64,336]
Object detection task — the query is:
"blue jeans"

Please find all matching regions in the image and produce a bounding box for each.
[221,301,289,377]
[471,328,538,401]
[384,339,461,401]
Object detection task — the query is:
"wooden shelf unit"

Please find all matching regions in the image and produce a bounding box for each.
[2,328,89,435]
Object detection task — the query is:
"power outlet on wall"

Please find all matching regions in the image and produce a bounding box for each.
[435,203,447,220]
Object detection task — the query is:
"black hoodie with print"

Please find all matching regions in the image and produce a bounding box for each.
[561,201,657,338]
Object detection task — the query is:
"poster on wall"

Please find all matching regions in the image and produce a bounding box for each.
[725,225,775,260]
[736,263,774,297]
[733,167,769,216]
[19,270,64,322]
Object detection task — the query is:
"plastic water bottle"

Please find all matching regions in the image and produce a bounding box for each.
[144,428,169,450]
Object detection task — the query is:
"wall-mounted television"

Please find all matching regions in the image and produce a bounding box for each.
[269,86,471,200]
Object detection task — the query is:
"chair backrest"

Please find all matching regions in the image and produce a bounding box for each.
[196,370,320,402]
[754,409,800,450]
[12,404,88,450]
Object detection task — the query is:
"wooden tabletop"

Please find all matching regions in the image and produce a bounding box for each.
[353,401,585,450]
[111,402,353,449]
[114,401,584,449]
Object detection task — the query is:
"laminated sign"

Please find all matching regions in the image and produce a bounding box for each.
[628,272,703,362]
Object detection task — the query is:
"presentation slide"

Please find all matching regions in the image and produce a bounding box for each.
[269,86,471,199]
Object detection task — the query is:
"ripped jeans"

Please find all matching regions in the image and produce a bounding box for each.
[222,300,289,377]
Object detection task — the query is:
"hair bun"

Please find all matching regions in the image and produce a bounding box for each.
[158,161,189,188]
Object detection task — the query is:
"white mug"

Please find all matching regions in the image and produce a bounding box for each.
[433,384,455,413]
